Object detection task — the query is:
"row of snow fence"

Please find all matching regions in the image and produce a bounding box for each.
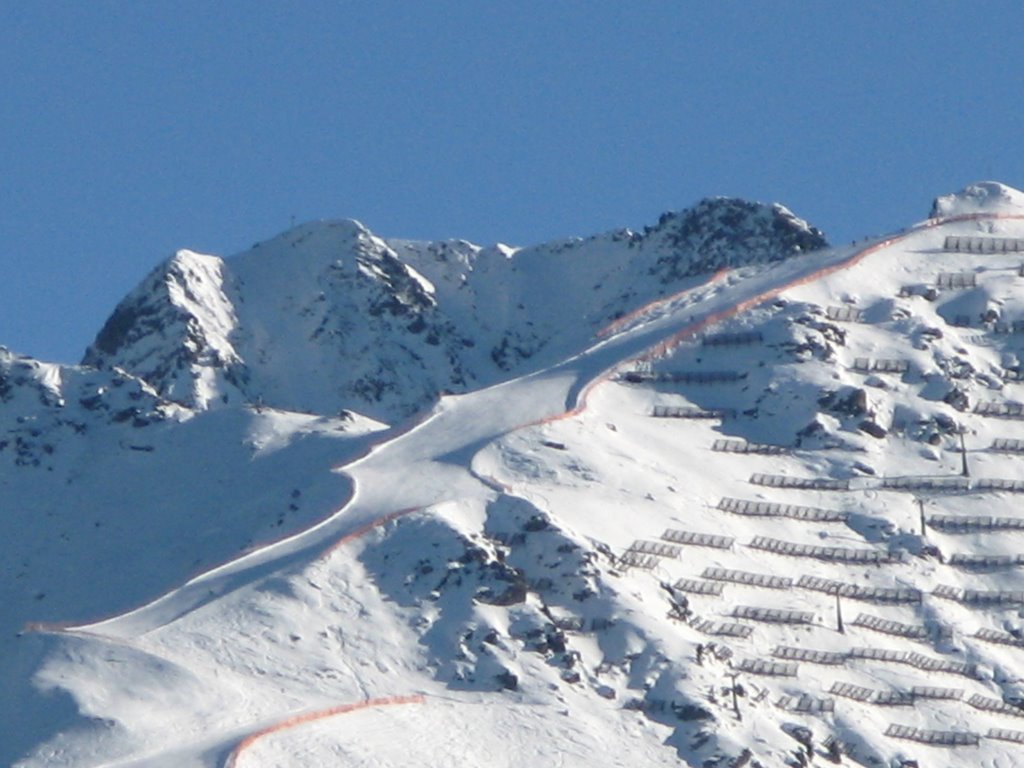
[850,613,935,640]
[968,694,1024,718]
[659,370,746,384]
[776,695,835,713]
[828,686,961,709]
[662,529,734,549]
[949,553,1024,570]
[944,235,1024,253]
[975,628,1024,648]
[961,589,1024,605]
[700,331,764,347]
[748,536,899,564]
[848,647,979,678]
[711,439,788,455]
[935,270,978,289]
[929,515,1024,533]
[620,530,736,570]
[989,728,1024,743]
[684,566,926,604]
[717,497,848,522]
[911,686,964,700]
[936,584,1024,606]
[734,658,798,676]
[650,405,735,419]
[974,478,1024,492]
[773,647,848,665]
[879,475,970,492]
[673,578,723,596]
[627,539,682,559]
[796,575,922,604]
[992,437,1024,452]
[628,370,746,384]
[885,724,979,747]
[732,605,813,624]
[688,617,753,638]
[853,357,910,373]
[703,566,792,590]
[617,550,659,570]
[830,682,876,702]
[749,474,851,491]
[826,305,865,322]
[873,691,915,706]
[975,400,1024,417]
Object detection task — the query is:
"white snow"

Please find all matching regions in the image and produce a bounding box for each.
[7,184,1024,767]
[931,180,1024,219]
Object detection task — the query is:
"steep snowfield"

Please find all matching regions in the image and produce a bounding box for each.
[6,183,1024,767]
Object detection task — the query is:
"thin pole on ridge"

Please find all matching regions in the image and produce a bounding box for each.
[726,671,742,721]
[959,429,970,477]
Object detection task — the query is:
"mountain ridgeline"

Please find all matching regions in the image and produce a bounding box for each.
[82,198,827,422]
[12,182,1024,767]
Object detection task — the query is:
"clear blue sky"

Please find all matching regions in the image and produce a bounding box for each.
[2,1,1021,363]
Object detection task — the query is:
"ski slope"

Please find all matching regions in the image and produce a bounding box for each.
[11,182,1024,767]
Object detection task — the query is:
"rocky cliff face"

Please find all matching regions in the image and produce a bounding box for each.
[83,250,242,409]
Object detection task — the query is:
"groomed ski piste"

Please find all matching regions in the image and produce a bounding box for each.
[13,182,1024,766]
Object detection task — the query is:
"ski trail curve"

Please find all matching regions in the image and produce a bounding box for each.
[223,695,425,768]
[20,210,1019,767]
[27,213,1014,639]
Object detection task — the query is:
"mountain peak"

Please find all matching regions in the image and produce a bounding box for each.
[15,188,1024,767]
[83,248,242,409]
[81,196,828,422]
[639,196,828,281]
[930,180,1024,218]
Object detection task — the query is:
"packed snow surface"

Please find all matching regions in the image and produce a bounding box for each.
[5,183,1024,767]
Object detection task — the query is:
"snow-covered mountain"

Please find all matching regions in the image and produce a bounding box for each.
[6,183,1024,767]
[82,199,824,421]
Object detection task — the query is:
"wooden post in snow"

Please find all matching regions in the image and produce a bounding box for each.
[726,671,742,721]
[959,429,970,477]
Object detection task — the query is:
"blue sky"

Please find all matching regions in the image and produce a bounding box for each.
[2,1,1021,363]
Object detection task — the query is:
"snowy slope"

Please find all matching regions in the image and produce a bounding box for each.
[83,199,825,423]
[6,183,1024,767]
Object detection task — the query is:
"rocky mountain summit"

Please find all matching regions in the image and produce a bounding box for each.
[82,198,826,422]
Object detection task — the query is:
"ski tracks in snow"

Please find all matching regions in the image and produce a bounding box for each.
[24,211,1018,767]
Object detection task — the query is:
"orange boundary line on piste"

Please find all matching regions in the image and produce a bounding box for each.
[217,212,1024,766]
[22,505,424,635]
[224,695,425,768]
[315,506,422,560]
[527,211,1024,430]
[28,211,1019,636]
[25,210,1024,755]
[594,267,731,339]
